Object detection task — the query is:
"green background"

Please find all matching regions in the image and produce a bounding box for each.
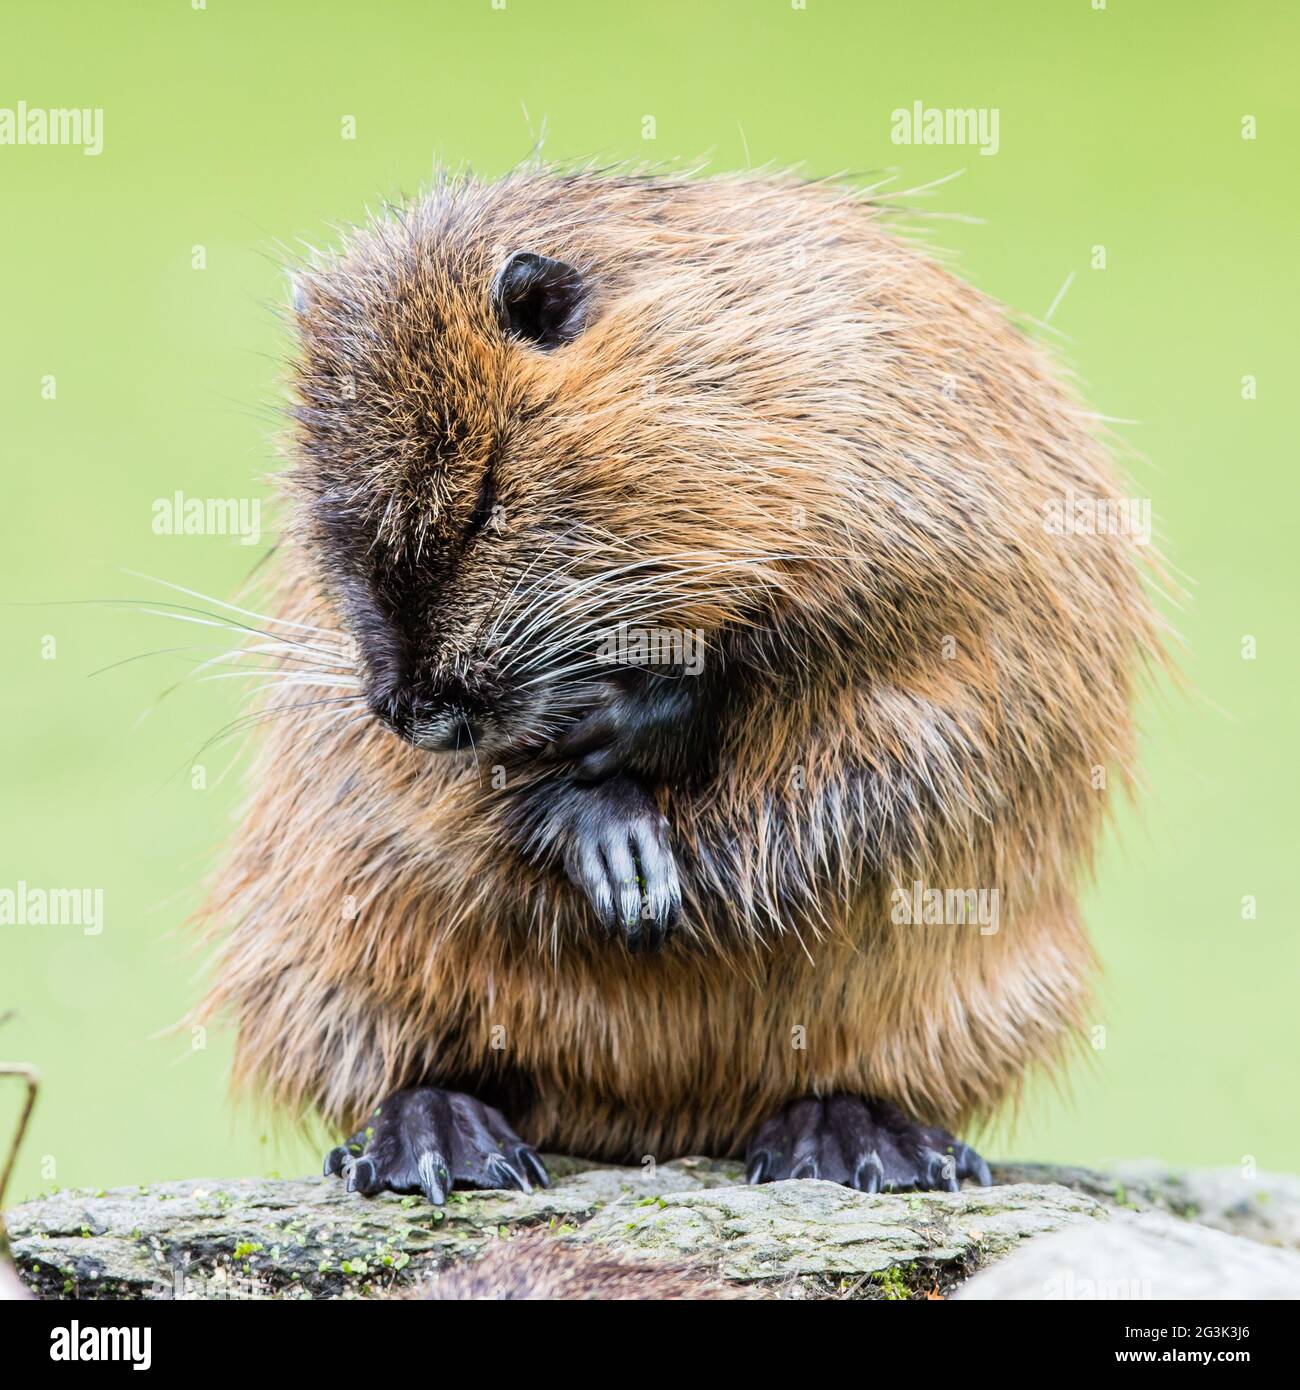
[2,0,1296,1202]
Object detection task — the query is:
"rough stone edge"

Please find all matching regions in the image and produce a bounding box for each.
[6,1157,1298,1301]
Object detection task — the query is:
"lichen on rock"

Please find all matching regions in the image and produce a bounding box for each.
[7,1157,1300,1300]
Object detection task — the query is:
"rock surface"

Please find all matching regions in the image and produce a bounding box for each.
[6,1156,1299,1300]
[957,1211,1300,1301]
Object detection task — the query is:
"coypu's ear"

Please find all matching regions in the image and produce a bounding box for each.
[491,251,589,350]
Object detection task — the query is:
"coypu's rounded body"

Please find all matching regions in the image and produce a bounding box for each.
[200,169,1158,1175]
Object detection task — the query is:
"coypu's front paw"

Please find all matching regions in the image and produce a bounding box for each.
[324,1087,548,1206]
[547,678,700,782]
[557,774,682,948]
[746,1095,993,1193]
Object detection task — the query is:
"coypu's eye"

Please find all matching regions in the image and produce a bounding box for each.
[491,250,588,350]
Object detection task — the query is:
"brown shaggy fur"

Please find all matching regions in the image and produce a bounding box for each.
[413,1234,738,1300]
[197,168,1162,1161]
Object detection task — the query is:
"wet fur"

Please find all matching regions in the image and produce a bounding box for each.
[198,168,1163,1160]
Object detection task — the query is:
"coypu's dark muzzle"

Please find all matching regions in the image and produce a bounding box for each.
[368,679,477,752]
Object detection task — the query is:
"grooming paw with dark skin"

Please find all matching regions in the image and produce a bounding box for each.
[324,1087,548,1205]
[516,675,706,948]
[529,773,682,949]
[745,1095,993,1193]
[517,672,711,945]
[545,674,712,785]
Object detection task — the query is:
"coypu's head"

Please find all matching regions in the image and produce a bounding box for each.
[285,172,851,758]
[288,220,598,756]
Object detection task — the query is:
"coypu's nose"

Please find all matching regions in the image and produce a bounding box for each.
[369,681,475,752]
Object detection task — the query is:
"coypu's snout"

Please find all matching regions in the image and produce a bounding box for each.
[367,679,478,753]
[336,580,491,752]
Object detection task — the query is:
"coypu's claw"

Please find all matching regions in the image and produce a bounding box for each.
[324,1088,549,1206]
[558,775,682,949]
[745,1095,993,1193]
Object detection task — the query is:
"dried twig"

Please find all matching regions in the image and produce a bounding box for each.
[1,1058,41,1298]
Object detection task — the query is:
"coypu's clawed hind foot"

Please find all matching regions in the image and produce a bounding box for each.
[323,1088,548,1206]
[745,1095,992,1193]
[537,774,681,950]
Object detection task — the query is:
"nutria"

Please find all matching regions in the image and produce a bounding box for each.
[198,166,1161,1201]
